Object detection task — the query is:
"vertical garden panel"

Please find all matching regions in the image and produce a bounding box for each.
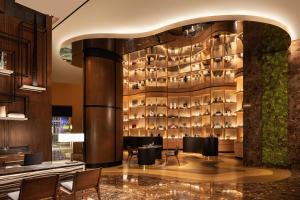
[261,52,288,166]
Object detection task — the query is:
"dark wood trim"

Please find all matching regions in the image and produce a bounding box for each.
[85,160,122,168]
[84,48,122,62]
[0,0,5,13]
[84,105,122,109]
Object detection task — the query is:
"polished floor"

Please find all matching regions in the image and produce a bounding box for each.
[61,152,300,200]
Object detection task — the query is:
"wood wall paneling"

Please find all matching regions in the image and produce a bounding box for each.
[0,0,5,13]
[52,82,83,132]
[0,1,52,161]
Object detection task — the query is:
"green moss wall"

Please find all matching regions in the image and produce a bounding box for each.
[261,52,288,166]
[244,22,290,167]
[261,24,290,166]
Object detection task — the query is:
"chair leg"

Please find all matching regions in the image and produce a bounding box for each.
[55,190,59,200]
[97,188,101,200]
[176,155,180,166]
[56,189,62,200]
[81,190,85,200]
[127,153,131,162]
[165,156,168,165]
[128,154,132,163]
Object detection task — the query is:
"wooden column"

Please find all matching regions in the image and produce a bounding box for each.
[82,39,123,167]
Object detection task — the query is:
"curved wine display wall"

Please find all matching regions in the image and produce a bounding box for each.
[68,20,293,167]
[123,21,244,152]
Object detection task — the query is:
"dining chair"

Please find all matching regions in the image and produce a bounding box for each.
[127,146,138,164]
[165,147,180,166]
[7,175,59,200]
[60,168,102,199]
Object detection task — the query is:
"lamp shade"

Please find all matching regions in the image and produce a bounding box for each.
[58,133,84,143]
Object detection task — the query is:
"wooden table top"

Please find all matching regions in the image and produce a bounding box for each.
[0,161,85,176]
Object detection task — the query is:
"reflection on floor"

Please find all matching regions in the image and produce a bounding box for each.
[104,152,291,183]
[61,152,300,199]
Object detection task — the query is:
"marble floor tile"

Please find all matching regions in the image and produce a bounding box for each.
[60,153,300,200]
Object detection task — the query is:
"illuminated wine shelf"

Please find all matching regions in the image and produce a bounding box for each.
[123,29,244,144]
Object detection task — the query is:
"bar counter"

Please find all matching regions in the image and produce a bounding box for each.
[0,161,85,199]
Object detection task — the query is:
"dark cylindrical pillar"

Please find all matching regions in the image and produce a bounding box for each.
[82,39,123,168]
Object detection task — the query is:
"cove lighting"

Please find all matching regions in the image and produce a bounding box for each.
[58,13,295,50]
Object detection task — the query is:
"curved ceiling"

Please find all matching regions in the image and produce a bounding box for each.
[17,0,300,84]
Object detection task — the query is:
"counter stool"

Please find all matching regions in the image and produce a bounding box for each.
[7,175,59,200]
[165,147,180,166]
[60,168,102,200]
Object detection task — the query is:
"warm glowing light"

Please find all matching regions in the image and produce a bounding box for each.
[0,69,13,75]
[58,133,84,142]
[20,85,46,92]
[58,13,295,50]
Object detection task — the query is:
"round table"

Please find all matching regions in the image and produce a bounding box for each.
[137,145,162,165]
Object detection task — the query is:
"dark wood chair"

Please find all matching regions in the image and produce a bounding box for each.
[0,160,4,167]
[60,168,102,199]
[127,146,138,164]
[7,175,59,200]
[165,147,180,166]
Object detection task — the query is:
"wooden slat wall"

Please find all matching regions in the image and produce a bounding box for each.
[0,0,52,160]
[0,0,4,13]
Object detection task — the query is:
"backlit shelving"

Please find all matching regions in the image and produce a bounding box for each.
[123,30,244,151]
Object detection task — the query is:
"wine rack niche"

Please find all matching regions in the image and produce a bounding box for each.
[123,31,244,151]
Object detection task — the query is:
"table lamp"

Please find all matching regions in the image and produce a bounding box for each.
[58,133,84,163]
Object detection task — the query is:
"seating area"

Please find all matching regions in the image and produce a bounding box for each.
[0,1,300,199]
[8,175,59,200]
[7,168,102,200]
[127,146,181,166]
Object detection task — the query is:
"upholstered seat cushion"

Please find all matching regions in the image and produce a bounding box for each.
[60,180,73,191]
[7,191,19,200]
[132,150,138,154]
[166,151,175,156]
